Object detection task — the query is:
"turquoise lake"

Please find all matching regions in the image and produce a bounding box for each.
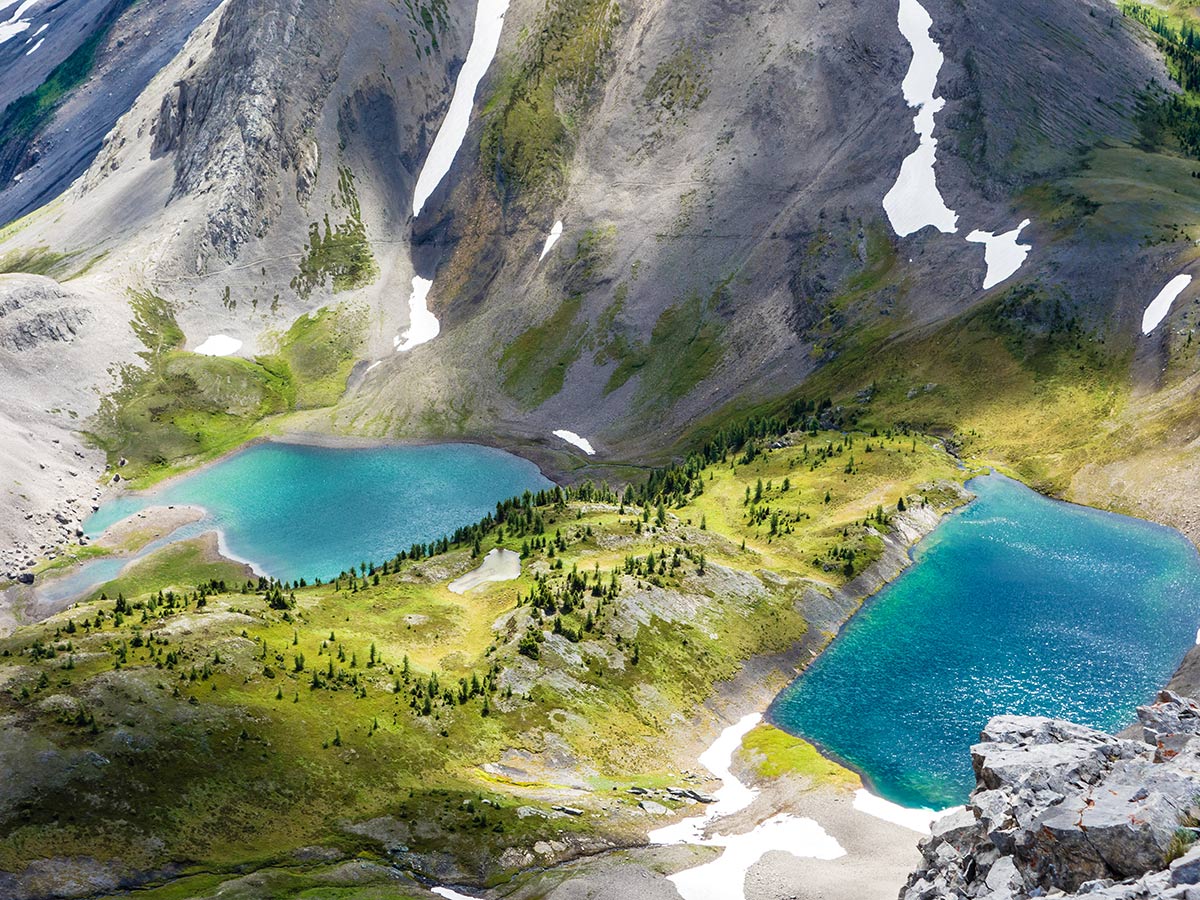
[771,473,1200,810]
[83,442,553,582]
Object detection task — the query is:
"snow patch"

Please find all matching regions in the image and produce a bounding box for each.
[432,889,478,900]
[412,0,510,217]
[194,335,243,356]
[448,548,521,594]
[0,0,39,44]
[853,789,962,835]
[24,35,42,54]
[669,815,845,900]
[0,18,29,43]
[1142,274,1193,335]
[883,0,958,237]
[966,219,1032,289]
[539,220,564,261]
[650,714,762,845]
[650,714,846,900]
[394,276,439,351]
[553,430,595,455]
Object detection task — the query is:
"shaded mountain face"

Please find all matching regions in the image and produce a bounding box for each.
[0,0,1193,555]
[0,0,223,225]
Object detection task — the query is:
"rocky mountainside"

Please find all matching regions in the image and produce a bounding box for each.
[1,0,1200,580]
[358,0,1167,457]
[0,0,223,225]
[903,691,1200,900]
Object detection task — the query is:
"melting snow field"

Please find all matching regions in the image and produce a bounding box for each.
[448,548,521,594]
[1142,274,1193,335]
[431,888,477,900]
[394,276,439,351]
[882,0,958,237]
[853,789,960,835]
[402,0,510,352]
[539,220,564,261]
[649,714,847,900]
[553,430,595,455]
[194,335,243,356]
[0,0,37,45]
[412,0,511,217]
[883,0,1036,287]
[966,219,1032,289]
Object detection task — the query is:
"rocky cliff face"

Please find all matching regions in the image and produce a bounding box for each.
[903,691,1200,900]
[0,0,223,226]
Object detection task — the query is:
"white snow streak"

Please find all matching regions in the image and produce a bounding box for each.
[412,0,510,217]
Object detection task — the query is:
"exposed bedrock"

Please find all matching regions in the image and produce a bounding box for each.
[902,691,1200,900]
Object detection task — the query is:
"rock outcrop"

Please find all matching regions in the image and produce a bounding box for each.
[0,281,93,352]
[902,691,1200,900]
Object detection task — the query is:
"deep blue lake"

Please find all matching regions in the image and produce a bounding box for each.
[771,473,1200,809]
[83,442,553,582]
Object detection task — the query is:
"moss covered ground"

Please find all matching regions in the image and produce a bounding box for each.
[86,293,368,487]
[290,168,378,299]
[0,0,137,159]
[739,724,861,789]
[481,0,623,199]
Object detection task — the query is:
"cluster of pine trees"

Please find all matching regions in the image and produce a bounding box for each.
[1122,2,1200,158]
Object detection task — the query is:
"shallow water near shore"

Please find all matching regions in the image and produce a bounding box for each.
[83,441,553,582]
[771,473,1200,809]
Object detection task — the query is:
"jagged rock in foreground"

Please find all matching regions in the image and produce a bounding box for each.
[903,692,1200,900]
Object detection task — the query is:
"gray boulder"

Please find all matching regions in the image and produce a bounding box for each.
[901,692,1200,900]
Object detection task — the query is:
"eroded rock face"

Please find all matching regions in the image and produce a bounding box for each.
[0,277,94,352]
[902,692,1200,900]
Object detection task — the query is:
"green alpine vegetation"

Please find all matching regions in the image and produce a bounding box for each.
[404,0,450,56]
[0,0,137,164]
[482,0,623,198]
[1121,1,1200,158]
[1,417,964,894]
[87,292,367,484]
[291,167,378,299]
[272,302,369,409]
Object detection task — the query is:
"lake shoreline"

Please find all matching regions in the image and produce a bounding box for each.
[414,480,975,900]
[7,437,555,630]
[774,471,1200,811]
[95,431,563,509]
[18,443,1200,898]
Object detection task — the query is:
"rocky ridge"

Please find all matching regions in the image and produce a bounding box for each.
[0,274,132,585]
[903,691,1200,900]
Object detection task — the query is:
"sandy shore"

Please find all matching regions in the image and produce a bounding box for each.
[93,504,207,553]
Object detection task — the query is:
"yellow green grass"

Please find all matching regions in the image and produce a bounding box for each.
[739,724,861,789]
[85,536,251,603]
[87,293,368,486]
[30,544,111,576]
[0,430,963,887]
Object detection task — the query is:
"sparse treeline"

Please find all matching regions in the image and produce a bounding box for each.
[1121,1,1200,158]
[306,398,835,587]
[2,403,934,747]
[318,395,902,587]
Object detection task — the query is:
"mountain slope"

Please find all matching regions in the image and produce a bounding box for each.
[0,0,1195,579]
